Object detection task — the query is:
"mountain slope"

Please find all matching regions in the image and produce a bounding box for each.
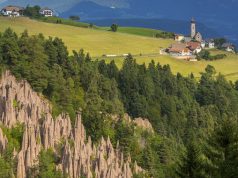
[60,1,127,19]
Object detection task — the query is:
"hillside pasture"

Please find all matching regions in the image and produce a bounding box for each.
[0,17,173,57]
[0,17,238,81]
[99,50,238,81]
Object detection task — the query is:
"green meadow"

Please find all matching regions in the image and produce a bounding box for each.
[0,16,238,81]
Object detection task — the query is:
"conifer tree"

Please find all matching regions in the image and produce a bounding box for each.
[203,118,238,178]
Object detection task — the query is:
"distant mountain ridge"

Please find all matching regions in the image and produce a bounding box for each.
[1,0,238,45]
[60,1,128,19]
[60,0,238,45]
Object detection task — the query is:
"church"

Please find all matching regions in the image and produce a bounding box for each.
[191,18,202,42]
[174,18,203,42]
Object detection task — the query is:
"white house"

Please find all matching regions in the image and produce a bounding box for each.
[201,41,206,48]
[40,7,53,17]
[1,6,24,17]
[207,39,215,48]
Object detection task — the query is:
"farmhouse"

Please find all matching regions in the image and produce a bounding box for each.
[1,6,24,17]
[168,43,192,56]
[187,41,202,54]
[40,7,53,17]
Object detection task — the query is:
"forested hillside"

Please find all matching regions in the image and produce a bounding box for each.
[1,28,238,177]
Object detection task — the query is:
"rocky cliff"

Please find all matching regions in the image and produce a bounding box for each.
[0,71,144,178]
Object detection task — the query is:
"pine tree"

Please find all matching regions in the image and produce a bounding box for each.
[203,118,238,178]
[176,140,204,178]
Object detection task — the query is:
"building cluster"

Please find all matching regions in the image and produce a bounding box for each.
[167,18,235,60]
[1,5,53,17]
[168,41,202,58]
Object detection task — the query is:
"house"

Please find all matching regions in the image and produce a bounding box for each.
[175,34,185,42]
[187,41,202,54]
[1,6,24,17]
[168,43,192,56]
[207,39,215,48]
[40,7,53,17]
[201,41,206,48]
[222,43,235,52]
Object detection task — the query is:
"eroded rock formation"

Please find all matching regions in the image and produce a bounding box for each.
[0,71,144,178]
[0,127,8,153]
[112,114,154,133]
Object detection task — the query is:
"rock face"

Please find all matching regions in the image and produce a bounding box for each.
[0,127,8,153]
[0,71,144,178]
[133,117,154,133]
[114,114,154,133]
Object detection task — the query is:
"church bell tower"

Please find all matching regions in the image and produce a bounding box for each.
[191,17,196,38]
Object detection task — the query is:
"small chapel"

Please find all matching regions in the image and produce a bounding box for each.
[191,18,202,42]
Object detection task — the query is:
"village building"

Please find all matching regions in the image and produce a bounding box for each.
[175,34,185,42]
[201,41,206,48]
[173,18,203,44]
[187,41,202,54]
[184,37,192,43]
[40,7,53,17]
[1,6,24,17]
[194,32,202,42]
[168,43,192,56]
[207,39,215,48]
[222,43,235,52]
[190,18,203,42]
[191,18,196,38]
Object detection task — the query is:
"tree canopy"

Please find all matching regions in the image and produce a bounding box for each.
[1,28,238,177]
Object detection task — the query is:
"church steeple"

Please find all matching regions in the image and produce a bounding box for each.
[191,17,196,38]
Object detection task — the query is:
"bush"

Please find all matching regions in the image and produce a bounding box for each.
[24,5,42,18]
[155,31,174,39]
[197,49,226,61]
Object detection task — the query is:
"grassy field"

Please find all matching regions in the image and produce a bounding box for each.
[100,26,165,37]
[0,17,173,57]
[100,50,238,81]
[38,16,93,28]
[0,17,238,81]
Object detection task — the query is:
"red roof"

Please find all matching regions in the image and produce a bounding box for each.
[2,6,24,12]
[186,42,201,51]
[169,43,191,53]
